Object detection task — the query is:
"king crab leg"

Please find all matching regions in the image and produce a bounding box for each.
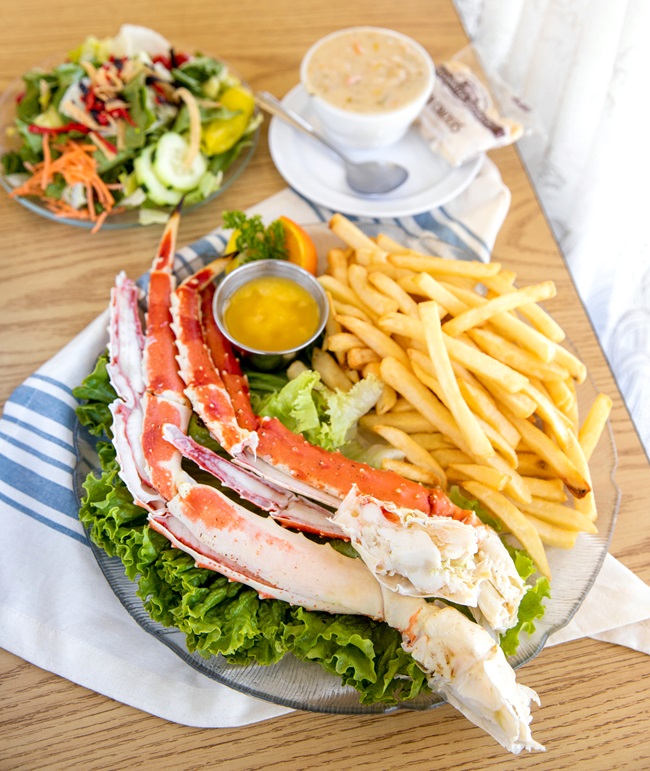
[200,280,258,431]
[107,271,164,511]
[141,207,193,501]
[171,260,259,456]
[162,423,346,539]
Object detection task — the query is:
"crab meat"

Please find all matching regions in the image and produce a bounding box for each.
[381,588,544,754]
[333,486,527,632]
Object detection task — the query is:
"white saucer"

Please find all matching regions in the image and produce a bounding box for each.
[267,85,484,218]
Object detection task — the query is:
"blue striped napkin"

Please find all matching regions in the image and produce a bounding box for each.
[0,162,513,726]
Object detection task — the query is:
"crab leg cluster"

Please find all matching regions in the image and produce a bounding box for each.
[104,212,545,754]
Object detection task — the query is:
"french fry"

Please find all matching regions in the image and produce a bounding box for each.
[359,410,436,433]
[446,463,509,491]
[332,299,372,322]
[318,274,370,313]
[380,357,471,453]
[367,271,421,318]
[563,434,597,521]
[431,448,475,467]
[504,407,590,498]
[381,458,443,486]
[286,360,309,380]
[517,452,555,479]
[329,213,388,255]
[517,498,597,534]
[482,273,566,343]
[323,291,345,366]
[469,328,571,382]
[451,363,521,448]
[462,481,551,579]
[347,347,381,369]
[374,232,411,253]
[399,272,467,315]
[378,312,427,341]
[409,432,457,451]
[326,248,350,285]
[579,393,613,461]
[365,262,415,281]
[373,424,447,487]
[476,376,537,418]
[564,375,579,429]
[442,281,557,338]
[486,453,532,505]
[336,315,411,366]
[553,343,587,384]
[545,378,575,415]
[348,264,400,316]
[521,477,567,502]
[345,368,360,383]
[443,334,530,394]
[520,380,573,449]
[361,361,382,380]
[525,514,579,549]
[442,282,558,362]
[390,397,416,413]
[311,347,354,393]
[325,332,363,353]
[389,252,502,279]
[375,383,398,415]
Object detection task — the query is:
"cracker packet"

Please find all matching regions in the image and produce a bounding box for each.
[418,46,532,167]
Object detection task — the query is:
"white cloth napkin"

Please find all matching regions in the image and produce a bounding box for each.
[1,161,647,728]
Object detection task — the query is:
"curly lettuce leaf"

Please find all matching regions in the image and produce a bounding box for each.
[72,352,116,437]
[254,369,383,452]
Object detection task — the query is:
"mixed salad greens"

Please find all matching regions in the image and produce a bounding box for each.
[74,349,549,705]
[1,26,260,230]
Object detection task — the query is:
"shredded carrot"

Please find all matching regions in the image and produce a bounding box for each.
[41,133,51,192]
[10,139,118,231]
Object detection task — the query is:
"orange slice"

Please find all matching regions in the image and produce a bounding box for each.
[279,216,318,275]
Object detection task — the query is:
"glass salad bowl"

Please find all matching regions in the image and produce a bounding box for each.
[73,223,620,714]
[0,50,260,230]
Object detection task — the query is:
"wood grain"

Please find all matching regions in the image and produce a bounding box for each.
[1,1,649,769]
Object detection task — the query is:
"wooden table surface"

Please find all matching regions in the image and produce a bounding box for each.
[1,1,649,769]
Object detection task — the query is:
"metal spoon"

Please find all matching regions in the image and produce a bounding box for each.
[256,91,409,196]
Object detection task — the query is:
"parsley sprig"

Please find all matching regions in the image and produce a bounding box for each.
[222,210,288,264]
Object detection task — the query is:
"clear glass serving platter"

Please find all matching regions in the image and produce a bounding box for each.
[73,224,620,714]
[0,52,259,230]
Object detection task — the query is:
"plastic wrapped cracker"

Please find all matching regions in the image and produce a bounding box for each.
[418,57,525,167]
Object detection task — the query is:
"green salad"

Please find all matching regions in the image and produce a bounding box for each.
[1,25,260,230]
[74,350,550,705]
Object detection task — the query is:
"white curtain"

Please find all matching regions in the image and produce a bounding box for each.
[453,0,650,455]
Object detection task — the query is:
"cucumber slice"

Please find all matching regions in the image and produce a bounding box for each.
[134,145,182,206]
[153,132,207,192]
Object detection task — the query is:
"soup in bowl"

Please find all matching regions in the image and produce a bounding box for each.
[300,27,435,148]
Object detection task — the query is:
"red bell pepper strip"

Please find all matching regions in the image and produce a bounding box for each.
[28,122,91,135]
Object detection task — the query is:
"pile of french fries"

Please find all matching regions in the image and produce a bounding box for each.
[306,213,613,580]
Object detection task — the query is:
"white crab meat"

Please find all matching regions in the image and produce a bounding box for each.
[333,486,527,632]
